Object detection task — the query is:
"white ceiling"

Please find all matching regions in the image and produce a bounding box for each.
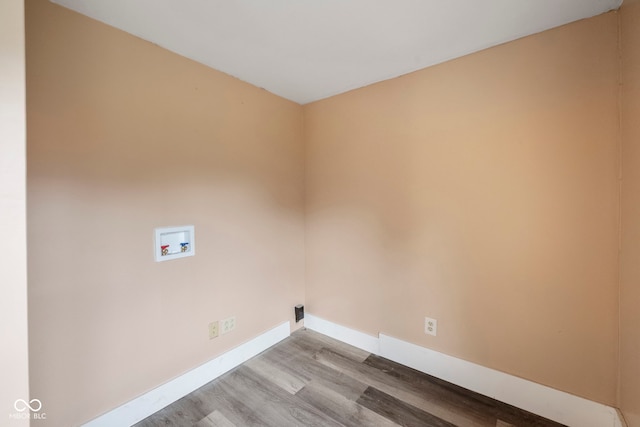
[51,0,622,104]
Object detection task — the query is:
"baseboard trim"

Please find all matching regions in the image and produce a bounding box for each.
[306,314,624,427]
[81,321,291,427]
[304,314,379,354]
[379,334,623,427]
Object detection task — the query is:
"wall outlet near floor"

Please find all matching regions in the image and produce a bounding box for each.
[208,321,219,340]
[221,316,236,335]
[425,317,437,336]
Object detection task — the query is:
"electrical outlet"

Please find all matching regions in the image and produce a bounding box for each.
[208,321,219,339]
[425,317,437,336]
[221,316,236,335]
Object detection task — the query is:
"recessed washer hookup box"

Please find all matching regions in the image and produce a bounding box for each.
[154,225,195,262]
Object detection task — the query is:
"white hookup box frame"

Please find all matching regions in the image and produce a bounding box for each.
[154,225,195,262]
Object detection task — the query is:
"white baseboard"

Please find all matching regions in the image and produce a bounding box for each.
[379,334,623,427]
[81,322,291,427]
[304,314,379,354]
[306,314,624,427]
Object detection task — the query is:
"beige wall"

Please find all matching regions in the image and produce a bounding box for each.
[26,0,304,425]
[304,13,620,405]
[620,0,640,425]
[26,0,637,423]
[0,0,30,426]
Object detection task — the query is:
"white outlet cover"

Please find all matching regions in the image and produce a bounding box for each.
[425,317,438,336]
[221,316,236,335]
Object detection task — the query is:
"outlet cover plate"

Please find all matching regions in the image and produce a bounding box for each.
[221,316,236,335]
[209,321,219,339]
[425,317,437,336]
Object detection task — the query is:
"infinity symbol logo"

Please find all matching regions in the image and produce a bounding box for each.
[14,399,42,412]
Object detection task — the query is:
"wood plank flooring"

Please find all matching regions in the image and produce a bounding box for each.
[134,329,566,427]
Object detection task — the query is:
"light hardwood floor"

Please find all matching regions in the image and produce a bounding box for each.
[134,329,566,427]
